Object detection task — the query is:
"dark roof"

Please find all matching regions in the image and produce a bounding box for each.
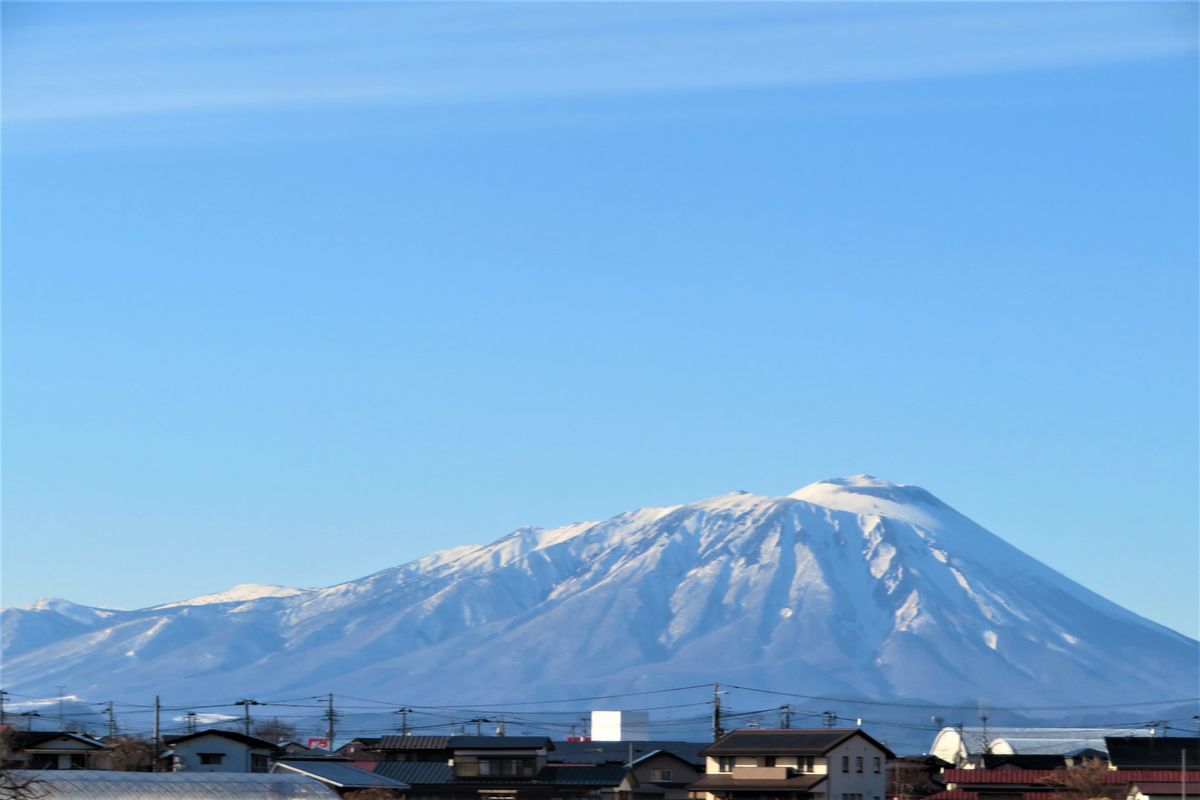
[275,760,411,789]
[690,774,827,792]
[539,765,630,786]
[370,761,628,788]
[375,761,456,785]
[163,728,278,750]
[1,770,340,798]
[702,729,894,758]
[1106,738,1200,769]
[552,740,705,766]
[450,735,554,751]
[6,731,107,750]
[983,754,1071,770]
[632,750,704,771]
[376,734,452,750]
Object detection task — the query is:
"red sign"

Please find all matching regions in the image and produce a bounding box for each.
[307,738,331,750]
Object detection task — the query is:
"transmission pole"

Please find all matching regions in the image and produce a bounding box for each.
[153,696,161,773]
[106,701,117,738]
[712,684,724,742]
[325,693,336,748]
[396,708,412,736]
[236,699,260,737]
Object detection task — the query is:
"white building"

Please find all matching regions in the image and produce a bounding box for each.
[592,711,651,741]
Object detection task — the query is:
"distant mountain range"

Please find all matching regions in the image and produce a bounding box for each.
[3,475,1196,714]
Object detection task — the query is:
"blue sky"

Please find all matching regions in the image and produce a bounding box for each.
[3,3,1198,638]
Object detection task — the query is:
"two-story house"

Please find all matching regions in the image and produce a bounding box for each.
[690,729,894,800]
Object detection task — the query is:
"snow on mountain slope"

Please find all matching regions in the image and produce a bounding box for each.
[156,584,305,608]
[2,476,1195,709]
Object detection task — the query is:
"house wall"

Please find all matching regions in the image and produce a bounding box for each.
[825,738,887,800]
[171,735,272,773]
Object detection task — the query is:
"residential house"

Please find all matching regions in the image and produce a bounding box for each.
[690,729,895,800]
[163,729,279,773]
[0,730,110,770]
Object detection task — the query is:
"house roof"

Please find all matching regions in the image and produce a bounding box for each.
[6,731,107,750]
[274,759,411,789]
[0,770,339,798]
[1106,738,1200,769]
[631,749,703,770]
[701,729,895,759]
[945,770,1200,786]
[450,735,555,750]
[690,773,827,792]
[369,760,628,788]
[1128,782,1200,795]
[162,729,278,750]
[552,740,705,766]
[374,761,456,785]
[982,754,1071,770]
[376,734,452,750]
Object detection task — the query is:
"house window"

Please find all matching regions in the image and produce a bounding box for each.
[198,753,225,765]
[856,756,863,773]
[799,757,814,773]
[762,757,776,768]
[873,757,881,774]
[718,757,733,772]
[652,768,673,781]
[251,753,270,773]
[842,756,849,773]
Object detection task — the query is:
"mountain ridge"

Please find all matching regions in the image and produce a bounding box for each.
[2,476,1195,710]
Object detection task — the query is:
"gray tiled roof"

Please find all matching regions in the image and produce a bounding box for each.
[0,770,340,798]
[377,735,452,750]
[450,736,554,750]
[375,761,456,785]
[701,730,858,756]
[275,760,411,789]
[552,740,705,766]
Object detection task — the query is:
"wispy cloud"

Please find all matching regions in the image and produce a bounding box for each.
[3,3,1196,125]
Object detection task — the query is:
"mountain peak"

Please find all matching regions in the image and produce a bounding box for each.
[155,583,304,608]
[789,474,947,525]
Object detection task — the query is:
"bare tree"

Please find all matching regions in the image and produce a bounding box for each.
[107,735,156,771]
[253,718,299,744]
[1040,759,1117,800]
[344,789,404,800]
[0,730,46,800]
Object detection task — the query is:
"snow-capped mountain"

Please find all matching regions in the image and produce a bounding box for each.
[3,476,1196,710]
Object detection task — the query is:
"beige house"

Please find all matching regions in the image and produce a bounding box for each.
[690,729,893,800]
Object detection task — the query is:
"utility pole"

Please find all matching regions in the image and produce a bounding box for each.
[152,696,161,773]
[57,686,66,731]
[582,716,590,740]
[823,711,837,728]
[396,708,412,736]
[497,715,506,737]
[780,705,792,729]
[106,701,117,738]
[324,693,336,749]
[236,699,261,737]
[186,712,197,734]
[712,684,724,742]
[0,689,7,728]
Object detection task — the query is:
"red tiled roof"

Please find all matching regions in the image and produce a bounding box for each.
[945,770,1200,788]
[1125,782,1200,795]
